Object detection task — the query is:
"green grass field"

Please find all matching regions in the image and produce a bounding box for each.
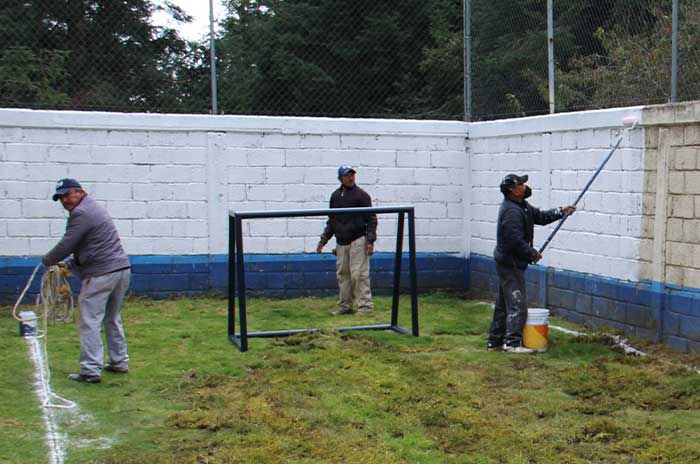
[2,294,700,463]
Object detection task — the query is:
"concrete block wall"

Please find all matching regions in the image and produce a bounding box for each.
[468,103,700,352]
[467,106,646,282]
[636,103,700,352]
[0,110,467,258]
[0,109,468,302]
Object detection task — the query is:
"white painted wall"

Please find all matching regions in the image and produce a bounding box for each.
[0,109,468,257]
[468,106,645,281]
[0,106,651,282]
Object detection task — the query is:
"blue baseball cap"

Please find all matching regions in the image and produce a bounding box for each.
[53,178,83,201]
[337,165,356,177]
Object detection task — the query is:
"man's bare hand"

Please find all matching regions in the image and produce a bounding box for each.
[561,205,576,216]
[316,242,324,254]
[532,251,543,263]
[366,243,375,256]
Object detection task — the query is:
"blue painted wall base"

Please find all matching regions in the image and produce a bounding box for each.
[1,252,467,303]
[468,253,700,353]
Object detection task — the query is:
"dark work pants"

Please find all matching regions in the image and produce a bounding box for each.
[488,263,528,347]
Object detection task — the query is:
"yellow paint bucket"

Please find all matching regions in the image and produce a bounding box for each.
[523,308,549,352]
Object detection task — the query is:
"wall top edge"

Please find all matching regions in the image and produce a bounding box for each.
[0,108,469,137]
[642,100,700,126]
[469,106,645,139]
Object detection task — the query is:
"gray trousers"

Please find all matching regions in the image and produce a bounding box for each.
[488,263,528,347]
[77,269,130,376]
[335,236,374,311]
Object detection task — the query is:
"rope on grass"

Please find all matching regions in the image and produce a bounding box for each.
[13,264,76,410]
[550,325,646,356]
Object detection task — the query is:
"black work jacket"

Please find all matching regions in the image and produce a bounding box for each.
[320,184,377,246]
[493,197,562,270]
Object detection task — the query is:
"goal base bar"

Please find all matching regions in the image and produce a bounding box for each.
[229,324,411,349]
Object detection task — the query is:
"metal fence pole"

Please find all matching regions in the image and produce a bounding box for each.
[671,0,679,102]
[547,0,555,114]
[209,0,219,114]
[463,0,472,121]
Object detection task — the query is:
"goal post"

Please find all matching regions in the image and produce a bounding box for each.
[228,205,419,352]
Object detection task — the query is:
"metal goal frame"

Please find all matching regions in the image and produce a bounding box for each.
[228,205,419,352]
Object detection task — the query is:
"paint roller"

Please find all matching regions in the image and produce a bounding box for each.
[538,115,640,254]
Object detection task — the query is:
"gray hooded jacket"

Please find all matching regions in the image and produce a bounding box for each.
[42,195,130,279]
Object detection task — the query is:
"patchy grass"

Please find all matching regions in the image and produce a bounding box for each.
[2,293,700,463]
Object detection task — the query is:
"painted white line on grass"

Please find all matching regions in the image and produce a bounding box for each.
[26,337,67,464]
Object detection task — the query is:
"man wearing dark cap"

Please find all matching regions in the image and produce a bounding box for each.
[488,174,576,353]
[316,166,377,315]
[43,179,131,383]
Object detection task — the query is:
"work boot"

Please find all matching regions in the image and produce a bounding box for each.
[503,344,534,354]
[104,363,129,374]
[331,307,354,315]
[68,373,102,383]
[357,307,374,315]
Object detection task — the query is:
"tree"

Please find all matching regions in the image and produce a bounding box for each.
[215,0,434,117]
[0,0,195,112]
[556,0,700,110]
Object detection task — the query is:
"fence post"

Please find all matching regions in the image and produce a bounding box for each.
[209,0,219,114]
[547,0,555,114]
[463,0,472,121]
[671,0,679,102]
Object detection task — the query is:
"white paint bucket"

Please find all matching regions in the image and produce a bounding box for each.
[523,308,549,352]
[19,310,38,337]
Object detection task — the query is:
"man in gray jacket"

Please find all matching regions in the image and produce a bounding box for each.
[43,178,131,383]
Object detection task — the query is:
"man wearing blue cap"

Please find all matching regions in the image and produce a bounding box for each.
[43,179,131,383]
[317,166,377,315]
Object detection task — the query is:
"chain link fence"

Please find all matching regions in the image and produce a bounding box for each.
[0,0,698,120]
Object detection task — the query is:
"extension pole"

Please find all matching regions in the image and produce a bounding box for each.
[538,121,637,254]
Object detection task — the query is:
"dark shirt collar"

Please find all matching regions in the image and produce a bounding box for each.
[506,196,525,206]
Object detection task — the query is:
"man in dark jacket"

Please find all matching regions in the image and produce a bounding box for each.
[43,178,131,383]
[488,174,576,353]
[316,166,377,315]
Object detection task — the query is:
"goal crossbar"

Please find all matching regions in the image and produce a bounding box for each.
[228,205,419,352]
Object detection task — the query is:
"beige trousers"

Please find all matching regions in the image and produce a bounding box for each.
[335,236,374,311]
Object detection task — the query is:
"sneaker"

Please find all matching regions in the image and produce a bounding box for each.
[68,373,101,383]
[487,342,504,351]
[357,307,374,315]
[104,363,129,374]
[503,344,535,354]
[331,307,354,315]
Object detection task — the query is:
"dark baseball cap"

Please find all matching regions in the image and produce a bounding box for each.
[52,178,83,201]
[499,174,528,194]
[337,165,356,177]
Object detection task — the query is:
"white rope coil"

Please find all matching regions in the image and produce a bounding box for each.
[13,264,76,409]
